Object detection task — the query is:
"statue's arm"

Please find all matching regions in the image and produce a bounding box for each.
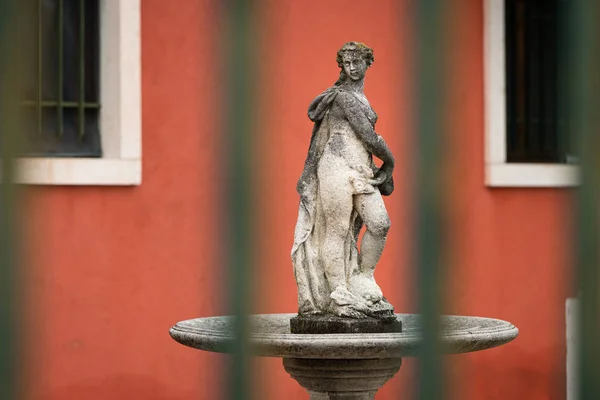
[334,92,395,169]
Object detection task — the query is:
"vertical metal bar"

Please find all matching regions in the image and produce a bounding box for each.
[415,1,446,400]
[0,0,20,398]
[37,0,42,136]
[78,0,85,139]
[58,0,63,136]
[572,0,600,398]
[557,0,569,162]
[527,2,541,158]
[224,0,254,399]
[15,0,20,106]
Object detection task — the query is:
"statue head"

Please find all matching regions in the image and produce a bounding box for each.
[335,42,374,83]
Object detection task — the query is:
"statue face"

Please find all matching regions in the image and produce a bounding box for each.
[342,53,367,81]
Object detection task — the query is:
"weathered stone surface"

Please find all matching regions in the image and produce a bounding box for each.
[290,315,402,334]
[283,358,402,400]
[291,42,398,320]
[169,313,519,359]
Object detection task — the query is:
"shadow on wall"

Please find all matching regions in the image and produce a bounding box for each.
[39,375,189,400]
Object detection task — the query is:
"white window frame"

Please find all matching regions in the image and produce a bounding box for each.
[484,0,578,187]
[566,297,579,400]
[15,0,141,186]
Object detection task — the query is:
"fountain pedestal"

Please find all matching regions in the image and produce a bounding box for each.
[170,313,518,399]
[283,358,401,400]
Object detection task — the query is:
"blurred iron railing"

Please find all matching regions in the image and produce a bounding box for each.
[572,1,600,399]
[414,1,446,399]
[224,0,255,399]
[0,1,19,399]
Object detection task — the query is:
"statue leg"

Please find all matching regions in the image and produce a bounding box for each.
[351,190,390,303]
[317,157,371,317]
[319,177,354,293]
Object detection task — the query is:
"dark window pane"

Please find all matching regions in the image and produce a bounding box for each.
[17,0,101,157]
[506,0,570,163]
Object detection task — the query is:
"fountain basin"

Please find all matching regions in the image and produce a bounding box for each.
[170,313,518,359]
[170,313,518,399]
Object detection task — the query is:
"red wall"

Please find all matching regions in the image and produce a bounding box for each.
[23,1,571,399]
[444,2,571,399]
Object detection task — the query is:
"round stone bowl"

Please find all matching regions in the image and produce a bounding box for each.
[170,313,518,399]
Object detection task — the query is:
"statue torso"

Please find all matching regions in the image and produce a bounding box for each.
[316,89,378,194]
[324,90,377,168]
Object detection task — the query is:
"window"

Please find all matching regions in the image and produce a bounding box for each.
[15,0,141,185]
[19,0,101,157]
[484,0,578,187]
[505,0,574,164]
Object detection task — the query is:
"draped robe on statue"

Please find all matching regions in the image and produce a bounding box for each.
[291,86,381,316]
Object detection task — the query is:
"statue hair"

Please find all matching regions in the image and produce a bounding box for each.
[333,42,375,86]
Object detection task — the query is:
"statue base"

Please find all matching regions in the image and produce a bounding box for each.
[290,315,402,334]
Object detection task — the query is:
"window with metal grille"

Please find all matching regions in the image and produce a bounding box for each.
[18,0,101,157]
[505,0,574,164]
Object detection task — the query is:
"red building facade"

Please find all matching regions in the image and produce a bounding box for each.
[23,1,571,399]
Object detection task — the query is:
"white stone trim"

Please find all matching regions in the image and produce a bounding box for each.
[16,158,141,185]
[566,297,579,400]
[486,164,579,187]
[483,0,578,187]
[17,0,142,186]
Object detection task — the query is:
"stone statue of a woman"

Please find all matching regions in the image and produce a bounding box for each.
[291,42,396,321]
